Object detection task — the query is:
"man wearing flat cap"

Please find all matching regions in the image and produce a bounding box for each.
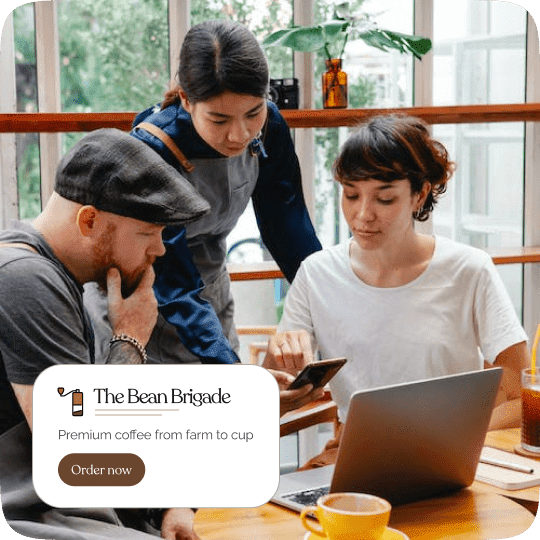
[0,129,210,539]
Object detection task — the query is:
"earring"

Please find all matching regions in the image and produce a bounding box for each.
[413,208,422,220]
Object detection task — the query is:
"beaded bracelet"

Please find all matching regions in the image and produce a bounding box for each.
[110,333,148,364]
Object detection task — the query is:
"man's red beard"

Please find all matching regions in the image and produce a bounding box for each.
[93,223,153,298]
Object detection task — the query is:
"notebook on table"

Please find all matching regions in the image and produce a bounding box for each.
[272,368,503,511]
[477,446,540,490]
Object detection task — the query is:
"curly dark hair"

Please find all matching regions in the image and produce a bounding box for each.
[333,114,455,221]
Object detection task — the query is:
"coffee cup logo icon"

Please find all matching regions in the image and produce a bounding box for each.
[58,388,83,416]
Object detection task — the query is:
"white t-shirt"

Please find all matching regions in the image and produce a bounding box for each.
[279,235,528,420]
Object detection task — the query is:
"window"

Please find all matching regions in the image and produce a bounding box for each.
[58,0,170,114]
[432,0,527,313]
[2,0,539,332]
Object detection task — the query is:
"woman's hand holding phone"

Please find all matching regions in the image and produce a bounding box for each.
[263,330,344,415]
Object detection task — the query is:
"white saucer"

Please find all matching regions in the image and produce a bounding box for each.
[304,527,409,540]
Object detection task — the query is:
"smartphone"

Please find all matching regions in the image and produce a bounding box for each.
[287,357,347,390]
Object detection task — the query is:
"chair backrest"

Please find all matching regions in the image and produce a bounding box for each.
[236,325,277,364]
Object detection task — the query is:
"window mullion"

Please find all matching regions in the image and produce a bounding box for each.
[414,0,434,235]
[293,0,315,224]
[0,12,18,228]
[414,0,434,108]
[35,0,61,207]
[168,0,190,87]
[523,13,540,338]
[292,0,321,468]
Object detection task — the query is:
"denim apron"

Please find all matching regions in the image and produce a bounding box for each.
[146,148,259,363]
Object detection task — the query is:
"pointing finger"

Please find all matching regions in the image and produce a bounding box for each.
[106,267,121,303]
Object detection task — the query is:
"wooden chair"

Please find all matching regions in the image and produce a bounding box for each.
[236,324,277,364]
[279,389,339,438]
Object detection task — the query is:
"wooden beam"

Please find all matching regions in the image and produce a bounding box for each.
[227,262,283,281]
[0,112,136,133]
[282,103,540,128]
[227,247,540,282]
[484,246,540,265]
[1,103,540,133]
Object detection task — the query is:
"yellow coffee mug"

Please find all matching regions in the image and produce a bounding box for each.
[300,492,391,540]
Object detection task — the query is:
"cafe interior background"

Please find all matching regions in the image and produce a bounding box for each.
[1,0,540,472]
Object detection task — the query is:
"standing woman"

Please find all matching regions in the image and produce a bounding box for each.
[85,20,321,365]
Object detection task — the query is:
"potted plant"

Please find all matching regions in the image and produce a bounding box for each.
[263,6,432,109]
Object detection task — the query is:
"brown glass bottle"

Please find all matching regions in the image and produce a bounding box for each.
[322,59,348,109]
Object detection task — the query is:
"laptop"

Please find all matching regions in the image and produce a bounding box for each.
[272,368,502,510]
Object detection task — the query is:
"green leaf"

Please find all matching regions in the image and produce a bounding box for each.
[383,30,432,57]
[263,26,326,52]
[262,28,296,47]
[320,20,349,40]
[356,29,432,59]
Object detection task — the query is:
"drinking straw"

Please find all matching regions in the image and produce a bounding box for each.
[530,323,540,375]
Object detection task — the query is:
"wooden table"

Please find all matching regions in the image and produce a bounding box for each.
[194,428,537,539]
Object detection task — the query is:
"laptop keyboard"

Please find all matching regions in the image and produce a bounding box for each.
[282,485,330,507]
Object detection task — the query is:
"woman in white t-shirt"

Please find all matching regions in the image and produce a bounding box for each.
[264,114,528,466]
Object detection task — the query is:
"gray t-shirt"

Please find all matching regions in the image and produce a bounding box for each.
[0,221,94,434]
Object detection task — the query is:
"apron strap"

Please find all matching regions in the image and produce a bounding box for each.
[136,122,195,173]
[0,242,38,253]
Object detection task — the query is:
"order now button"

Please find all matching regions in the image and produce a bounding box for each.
[58,454,145,486]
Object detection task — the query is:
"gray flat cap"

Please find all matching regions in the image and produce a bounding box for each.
[55,128,210,226]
